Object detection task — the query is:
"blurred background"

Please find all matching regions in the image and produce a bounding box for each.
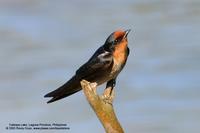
[0,0,200,133]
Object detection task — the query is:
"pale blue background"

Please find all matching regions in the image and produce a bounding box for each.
[0,0,200,133]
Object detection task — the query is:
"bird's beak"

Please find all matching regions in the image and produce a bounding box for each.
[124,29,131,38]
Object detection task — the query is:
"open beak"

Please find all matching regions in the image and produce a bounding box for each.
[124,29,131,38]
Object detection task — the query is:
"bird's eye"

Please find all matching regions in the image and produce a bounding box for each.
[114,39,118,44]
[113,37,122,45]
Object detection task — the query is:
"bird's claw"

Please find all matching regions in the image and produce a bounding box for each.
[102,96,113,105]
[102,87,115,105]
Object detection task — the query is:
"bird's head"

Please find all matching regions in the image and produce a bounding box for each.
[104,29,131,52]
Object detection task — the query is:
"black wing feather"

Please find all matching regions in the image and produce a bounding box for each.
[44,46,113,103]
[76,46,113,79]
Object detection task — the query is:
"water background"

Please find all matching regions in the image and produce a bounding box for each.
[0,0,200,133]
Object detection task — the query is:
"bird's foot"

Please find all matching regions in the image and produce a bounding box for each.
[102,96,113,105]
[102,87,115,105]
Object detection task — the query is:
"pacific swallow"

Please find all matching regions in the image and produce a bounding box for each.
[44,29,131,103]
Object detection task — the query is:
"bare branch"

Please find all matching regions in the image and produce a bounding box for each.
[80,80,124,133]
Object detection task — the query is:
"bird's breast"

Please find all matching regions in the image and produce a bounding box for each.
[109,58,125,78]
[110,42,128,79]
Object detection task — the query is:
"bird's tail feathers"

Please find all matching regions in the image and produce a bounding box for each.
[44,76,81,103]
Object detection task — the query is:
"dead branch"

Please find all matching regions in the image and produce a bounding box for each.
[80,80,124,133]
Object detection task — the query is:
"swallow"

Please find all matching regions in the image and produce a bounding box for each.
[44,29,131,103]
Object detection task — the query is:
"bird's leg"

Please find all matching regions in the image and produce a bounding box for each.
[102,79,116,105]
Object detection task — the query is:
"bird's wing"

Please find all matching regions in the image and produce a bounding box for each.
[76,47,113,79]
[44,47,113,104]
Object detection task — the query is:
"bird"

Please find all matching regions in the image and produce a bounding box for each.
[44,29,131,103]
